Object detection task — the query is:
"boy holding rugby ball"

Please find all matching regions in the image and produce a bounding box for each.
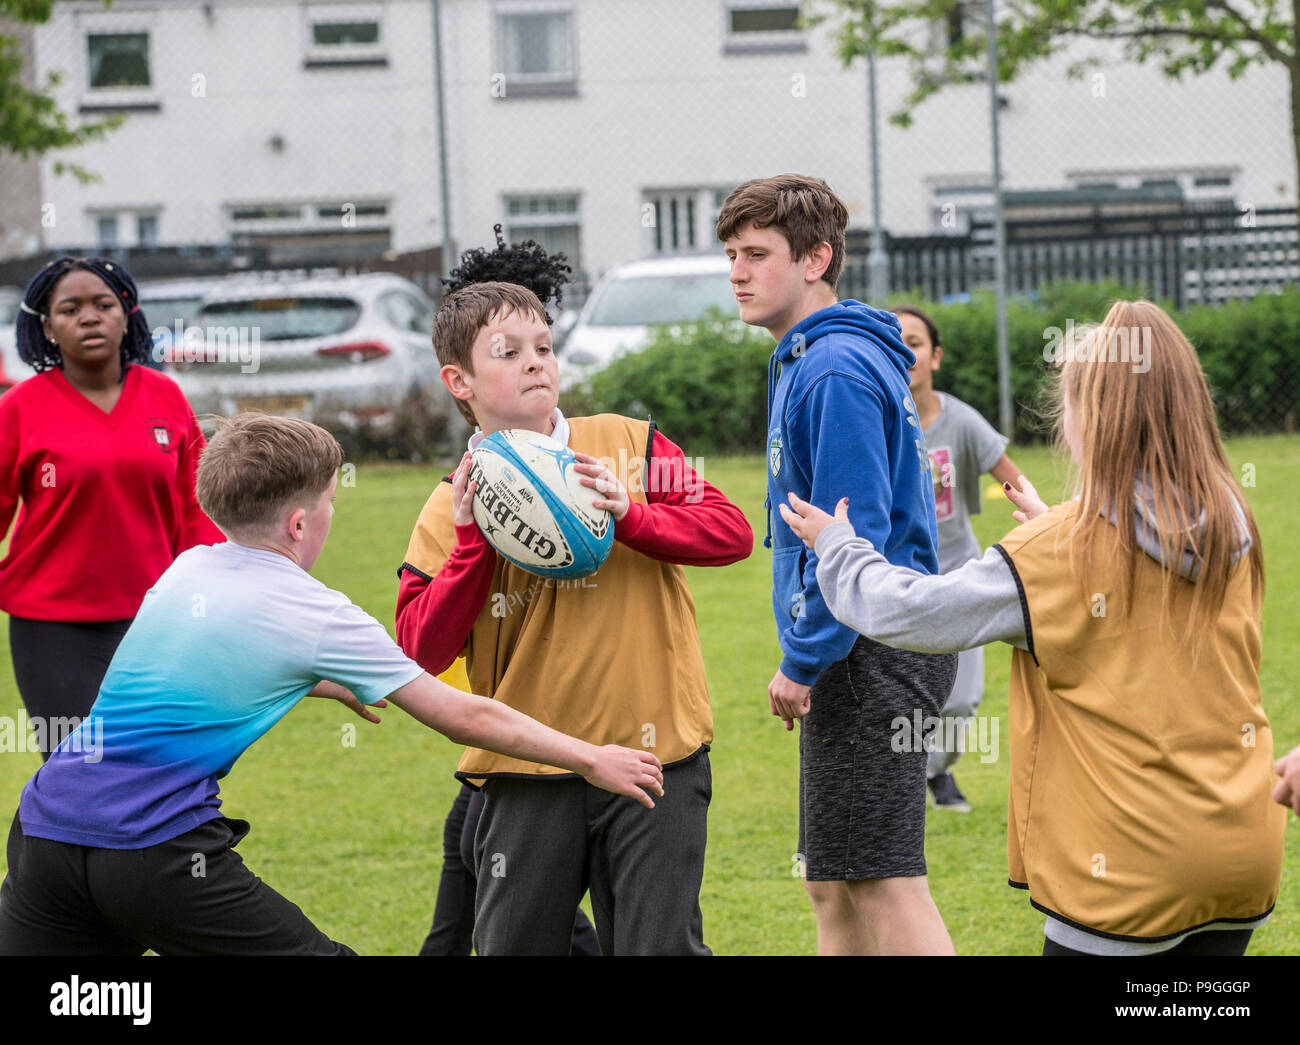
[397,280,752,956]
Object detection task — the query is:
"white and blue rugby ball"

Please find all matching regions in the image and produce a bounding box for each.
[469,429,613,579]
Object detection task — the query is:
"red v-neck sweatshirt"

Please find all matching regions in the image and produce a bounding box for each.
[0,365,225,621]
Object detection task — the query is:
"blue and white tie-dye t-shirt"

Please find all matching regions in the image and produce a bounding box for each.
[19,540,425,849]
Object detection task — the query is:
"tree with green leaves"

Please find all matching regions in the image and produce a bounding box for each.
[816,0,1298,197]
[1,0,122,182]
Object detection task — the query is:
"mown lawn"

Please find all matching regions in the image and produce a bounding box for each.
[0,434,1295,955]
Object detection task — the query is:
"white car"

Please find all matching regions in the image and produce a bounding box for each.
[559,255,737,387]
[0,286,26,390]
[173,272,458,442]
[140,276,235,370]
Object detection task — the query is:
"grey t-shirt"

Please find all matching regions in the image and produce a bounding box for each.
[923,392,1009,573]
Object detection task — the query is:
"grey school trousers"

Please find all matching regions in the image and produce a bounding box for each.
[471,750,711,956]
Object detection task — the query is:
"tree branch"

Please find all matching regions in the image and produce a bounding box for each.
[1203,0,1292,63]
[1081,21,1259,50]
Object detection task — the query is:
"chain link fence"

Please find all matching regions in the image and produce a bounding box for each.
[1,0,1296,436]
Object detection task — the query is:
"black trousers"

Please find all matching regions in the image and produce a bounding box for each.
[472,753,711,956]
[9,617,132,759]
[0,814,354,956]
[418,783,601,955]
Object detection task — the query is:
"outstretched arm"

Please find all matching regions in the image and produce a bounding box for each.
[1274,746,1300,815]
[988,454,1022,490]
[781,494,1028,654]
[385,672,665,808]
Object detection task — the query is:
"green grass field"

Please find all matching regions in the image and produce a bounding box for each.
[0,434,1295,955]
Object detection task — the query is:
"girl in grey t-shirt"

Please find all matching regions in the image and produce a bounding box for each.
[896,305,1024,811]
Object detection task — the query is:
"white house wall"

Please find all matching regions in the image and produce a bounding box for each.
[20,0,1294,280]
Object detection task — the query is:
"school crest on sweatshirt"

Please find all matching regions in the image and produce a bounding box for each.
[147,418,174,453]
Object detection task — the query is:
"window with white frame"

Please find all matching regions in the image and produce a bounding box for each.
[95,215,119,250]
[1065,168,1239,208]
[723,1,804,53]
[88,33,150,88]
[922,1,987,84]
[304,4,386,67]
[90,210,161,248]
[137,214,159,247]
[226,199,390,235]
[925,180,992,233]
[81,26,160,112]
[495,3,577,95]
[504,193,581,272]
[643,188,732,255]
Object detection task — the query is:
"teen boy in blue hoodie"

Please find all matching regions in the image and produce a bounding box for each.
[718,175,957,955]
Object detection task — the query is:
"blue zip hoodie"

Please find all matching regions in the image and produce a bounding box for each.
[766,300,940,686]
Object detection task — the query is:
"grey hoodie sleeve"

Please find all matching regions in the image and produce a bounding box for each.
[814,522,1030,654]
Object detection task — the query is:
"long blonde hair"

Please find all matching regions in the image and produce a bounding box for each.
[1051,300,1264,635]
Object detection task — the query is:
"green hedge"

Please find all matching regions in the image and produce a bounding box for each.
[562,314,773,454]
[566,283,1300,448]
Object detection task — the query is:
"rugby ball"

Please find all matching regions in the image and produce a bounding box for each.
[469,429,613,578]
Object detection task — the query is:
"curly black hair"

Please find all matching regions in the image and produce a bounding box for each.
[16,255,153,374]
[443,224,572,323]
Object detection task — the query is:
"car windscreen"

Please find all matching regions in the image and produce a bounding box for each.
[198,297,361,341]
[585,273,737,326]
[141,296,204,329]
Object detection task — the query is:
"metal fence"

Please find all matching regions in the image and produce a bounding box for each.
[2,0,1298,436]
[840,206,1300,309]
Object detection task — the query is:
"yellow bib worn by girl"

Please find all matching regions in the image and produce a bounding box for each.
[995,501,1284,941]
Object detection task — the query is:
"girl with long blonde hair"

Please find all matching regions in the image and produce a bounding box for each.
[781,299,1285,955]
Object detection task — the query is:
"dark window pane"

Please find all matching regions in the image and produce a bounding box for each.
[199,298,361,340]
[730,7,799,33]
[142,296,202,328]
[96,215,118,248]
[587,273,738,327]
[231,206,303,221]
[88,33,150,88]
[502,12,571,77]
[313,21,380,46]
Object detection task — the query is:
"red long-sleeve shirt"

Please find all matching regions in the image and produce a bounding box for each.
[396,428,752,675]
[0,366,225,621]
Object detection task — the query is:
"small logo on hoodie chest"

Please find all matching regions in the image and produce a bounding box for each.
[769,432,783,477]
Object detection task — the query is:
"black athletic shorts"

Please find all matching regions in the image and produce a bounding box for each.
[797,637,957,881]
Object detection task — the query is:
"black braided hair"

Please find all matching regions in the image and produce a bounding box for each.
[16,255,154,374]
[443,224,572,323]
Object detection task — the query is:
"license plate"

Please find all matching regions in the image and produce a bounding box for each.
[234,394,309,416]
